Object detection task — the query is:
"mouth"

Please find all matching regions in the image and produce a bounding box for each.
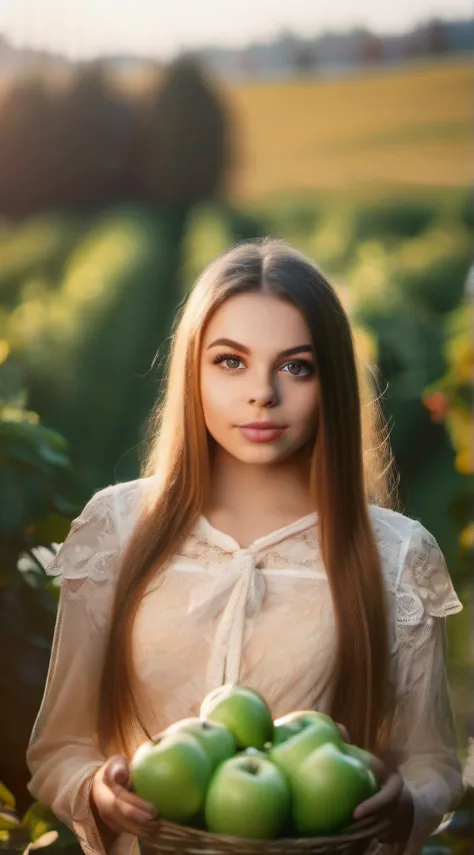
[238,423,288,443]
[240,422,286,429]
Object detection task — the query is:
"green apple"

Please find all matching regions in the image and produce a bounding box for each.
[163,717,236,771]
[344,743,374,766]
[272,710,341,748]
[205,753,290,839]
[268,721,298,748]
[239,747,268,760]
[290,742,379,835]
[268,712,344,778]
[130,733,212,822]
[344,744,382,789]
[200,685,273,750]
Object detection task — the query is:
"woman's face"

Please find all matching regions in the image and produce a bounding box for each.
[200,291,320,465]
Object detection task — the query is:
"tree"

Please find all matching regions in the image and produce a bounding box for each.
[135,57,233,205]
[51,62,137,208]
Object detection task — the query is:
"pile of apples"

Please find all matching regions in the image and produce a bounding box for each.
[130,685,378,840]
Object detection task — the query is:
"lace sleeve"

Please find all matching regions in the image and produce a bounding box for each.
[26,486,122,855]
[391,522,464,854]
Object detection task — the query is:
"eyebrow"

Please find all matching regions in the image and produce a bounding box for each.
[207,338,314,359]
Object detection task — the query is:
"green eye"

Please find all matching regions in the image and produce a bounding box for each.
[212,353,243,370]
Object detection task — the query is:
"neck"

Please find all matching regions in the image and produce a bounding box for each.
[206,443,316,522]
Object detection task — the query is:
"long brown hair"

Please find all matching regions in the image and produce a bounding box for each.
[97,238,397,758]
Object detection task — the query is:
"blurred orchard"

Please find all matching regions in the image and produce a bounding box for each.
[0,48,472,854]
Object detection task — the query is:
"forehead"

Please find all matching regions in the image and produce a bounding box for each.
[203,292,311,347]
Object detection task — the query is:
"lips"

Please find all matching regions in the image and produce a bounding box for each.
[240,422,285,430]
[238,423,288,443]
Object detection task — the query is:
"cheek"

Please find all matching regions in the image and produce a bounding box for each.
[292,381,320,426]
[200,367,235,426]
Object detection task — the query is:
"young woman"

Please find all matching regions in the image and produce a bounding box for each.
[26,239,464,855]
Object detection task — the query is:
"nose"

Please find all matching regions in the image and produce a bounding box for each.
[248,378,279,408]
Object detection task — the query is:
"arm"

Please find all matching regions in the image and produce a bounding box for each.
[26,487,123,855]
[391,523,465,854]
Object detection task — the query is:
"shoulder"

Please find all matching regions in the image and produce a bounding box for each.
[369,504,462,623]
[45,476,156,580]
[368,503,424,569]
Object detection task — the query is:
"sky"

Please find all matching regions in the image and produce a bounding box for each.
[0,0,471,60]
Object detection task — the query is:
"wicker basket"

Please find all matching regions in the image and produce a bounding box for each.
[138,814,391,855]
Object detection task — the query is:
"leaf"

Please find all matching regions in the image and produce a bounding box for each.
[38,446,71,470]
[0,781,16,810]
[23,829,59,852]
[0,808,21,830]
[22,803,56,843]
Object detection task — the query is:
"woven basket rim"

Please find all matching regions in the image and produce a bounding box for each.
[150,813,391,847]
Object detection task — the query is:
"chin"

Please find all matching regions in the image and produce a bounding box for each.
[233,445,291,465]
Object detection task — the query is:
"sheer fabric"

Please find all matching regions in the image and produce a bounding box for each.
[26,477,464,855]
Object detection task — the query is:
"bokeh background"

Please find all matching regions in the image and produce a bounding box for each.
[0,1,472,851]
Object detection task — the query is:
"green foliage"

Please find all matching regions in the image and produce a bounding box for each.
[459,192,474,232]
[351,198,438,243]
[181,201,269,293]
[262,199,322,241]
[0,215,83,305]
[0,395,82,812]
[0,406,82,573]
[222,205,269,245]
[0,780,81,854]
[397,254,471,316]
[4,205,189,492]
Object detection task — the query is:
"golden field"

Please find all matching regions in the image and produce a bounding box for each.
[225,57,473,201]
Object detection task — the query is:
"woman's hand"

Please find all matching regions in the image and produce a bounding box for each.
[353,753,414,847]
[334,725,414,845]
[90,755,161,842]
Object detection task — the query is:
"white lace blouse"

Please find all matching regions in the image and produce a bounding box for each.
[26,476,464,855]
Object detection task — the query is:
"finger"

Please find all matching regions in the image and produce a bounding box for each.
[353,773,403,820]
[364,754,387,784]
[115,797,157,826]
[104,757,131,790]
[353,772,403,820]
[110,784,157,817]
[335,722,350,742]
[105,757,158,816]
[104,803,157,839]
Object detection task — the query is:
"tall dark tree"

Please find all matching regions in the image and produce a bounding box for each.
[136,57,233,205]
[0,65,138,215]
[52,62,137,208]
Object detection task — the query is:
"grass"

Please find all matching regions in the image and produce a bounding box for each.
[224,56,473,202]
